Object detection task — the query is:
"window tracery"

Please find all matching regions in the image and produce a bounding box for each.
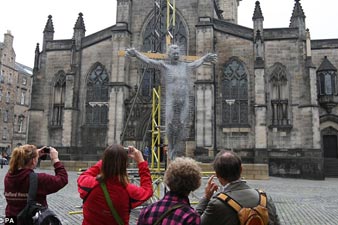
[86,63,109,125]
[222,58,248,126]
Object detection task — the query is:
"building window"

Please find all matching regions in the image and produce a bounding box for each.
[6,92,10,103]
[316,56,338,113]
[269,63,290,127]
[318,72,336,96]
[3,110,9,122]
[0,70,4,83]
[20,91,25,105]
[8,73,12,84]
[18,116,24,133]
[142,4,187,54]
[2,127,7,140]
[86,63,109,125]
[222,57,249,126]
[52,71,66,126]
[141,5,188,100]
[22,77,27,85]
[318,71,336,96]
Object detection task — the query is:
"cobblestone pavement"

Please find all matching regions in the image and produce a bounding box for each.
[1,165,338,225]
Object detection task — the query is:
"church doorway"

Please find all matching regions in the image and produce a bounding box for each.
[323,135,338,158]
[322,126,338,159]
[322,127,338,177]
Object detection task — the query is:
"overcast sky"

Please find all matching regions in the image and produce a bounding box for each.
[1,0,338,68]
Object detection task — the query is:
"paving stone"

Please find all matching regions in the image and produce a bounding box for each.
[1,165,338,225]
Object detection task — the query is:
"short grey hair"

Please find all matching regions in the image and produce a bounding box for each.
[164,157,202,196]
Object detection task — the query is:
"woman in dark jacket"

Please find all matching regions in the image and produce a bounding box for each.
[4,144,68,217]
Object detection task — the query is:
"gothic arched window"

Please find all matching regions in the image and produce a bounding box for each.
[141,6,188,99]
[142,6,187,54]
[222,58,249,126]
[52,71,66,126]
[269,63,290,127]
[86,63,109,125]
[317,56,337,96]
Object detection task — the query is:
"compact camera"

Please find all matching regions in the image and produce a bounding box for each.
[40,146,51,160]
[124,147,130,154]
[42,146,51,153]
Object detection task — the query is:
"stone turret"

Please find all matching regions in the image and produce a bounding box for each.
[33,43,40,72]
[252,1,264,40]
[198,0,214,21]
[254,30,264,68]
[73,13,86,50]
[218,0,241,23]
[43,15,54,51]
[289,0,306,40]
[116,0,132,29]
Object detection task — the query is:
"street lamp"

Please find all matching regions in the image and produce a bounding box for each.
[225,99,235,151]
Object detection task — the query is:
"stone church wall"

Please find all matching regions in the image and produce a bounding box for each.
[78,39,113,147]
[28,0,334,179]
[214,32,255,150]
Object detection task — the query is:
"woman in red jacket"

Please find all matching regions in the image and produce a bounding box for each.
[4,144,68,217]
[77,144,153,225]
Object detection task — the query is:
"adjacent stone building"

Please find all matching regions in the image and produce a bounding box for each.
[0,31,33,156]
[28,0,338,179]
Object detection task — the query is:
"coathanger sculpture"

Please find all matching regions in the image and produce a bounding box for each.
[126,45,217,160]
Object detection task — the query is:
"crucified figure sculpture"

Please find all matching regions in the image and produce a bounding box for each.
[126,45,217,160]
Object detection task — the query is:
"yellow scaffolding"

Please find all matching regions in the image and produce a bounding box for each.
[151,86,161,171]
[166,0,176,47]
[151,86,162,198]
[149,1,176,197]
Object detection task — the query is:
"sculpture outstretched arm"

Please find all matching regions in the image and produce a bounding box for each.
[188,53,217,69]
[126,48,163,68]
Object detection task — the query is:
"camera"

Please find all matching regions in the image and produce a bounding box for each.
[40,146,51,160]
[124,147,130,153]
[42,146,50,153]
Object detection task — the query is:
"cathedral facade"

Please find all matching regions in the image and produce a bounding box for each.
[28,0,338,179]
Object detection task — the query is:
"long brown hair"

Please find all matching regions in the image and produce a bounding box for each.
[99,144,129,187]
[8,145,37,173]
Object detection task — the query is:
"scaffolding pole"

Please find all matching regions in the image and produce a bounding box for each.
[166,0,176,47]
[151,86,161,171]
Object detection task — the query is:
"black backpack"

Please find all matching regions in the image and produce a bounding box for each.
[17,172,62,225]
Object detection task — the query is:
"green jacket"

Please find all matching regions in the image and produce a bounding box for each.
[195,180,280,225]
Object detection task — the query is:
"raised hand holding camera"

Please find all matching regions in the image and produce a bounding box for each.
[49,147,60,164]
[126,146,145,164]
[37,146,60,164]
[38,146,49,160]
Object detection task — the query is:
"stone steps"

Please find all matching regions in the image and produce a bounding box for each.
[324,158,338,177]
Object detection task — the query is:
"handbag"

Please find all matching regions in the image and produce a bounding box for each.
[100,182,124,225]
[17,172,62,225]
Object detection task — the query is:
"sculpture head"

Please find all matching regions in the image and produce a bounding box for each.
[168,44,180,61]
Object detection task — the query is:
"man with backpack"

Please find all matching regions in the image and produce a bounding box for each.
[195,150,280,225]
